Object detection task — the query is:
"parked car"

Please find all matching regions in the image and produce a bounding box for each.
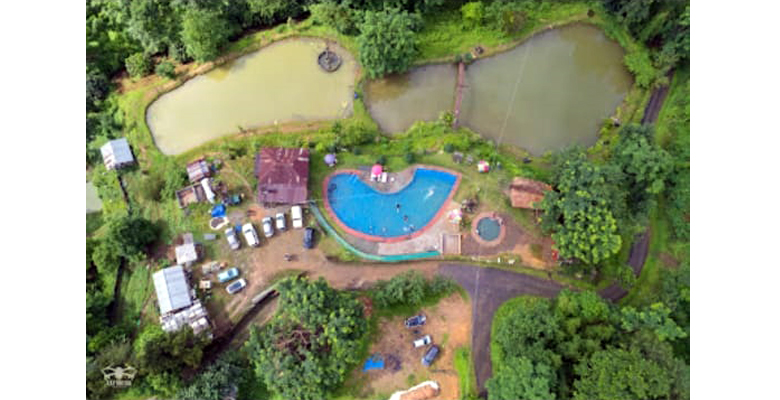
[422,345,439,366]
[261,217,274,238]
[413,335,432,348]
[225,228,240,250]
[217,267,239,283]
[226,278,247,294]
[242,223,260,247]
[275,212,287,231]
[303,227,315,249]
[404,314,426,328]
[291,205,304,229]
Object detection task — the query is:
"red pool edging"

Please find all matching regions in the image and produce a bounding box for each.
[321,164,462,243]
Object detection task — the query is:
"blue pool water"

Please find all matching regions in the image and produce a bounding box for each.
[476,217,500,241]
[327,168,458,239]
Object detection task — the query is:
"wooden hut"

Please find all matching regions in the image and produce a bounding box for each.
[508,177,552,209]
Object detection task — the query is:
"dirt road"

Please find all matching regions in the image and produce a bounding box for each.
[437,264,564,396]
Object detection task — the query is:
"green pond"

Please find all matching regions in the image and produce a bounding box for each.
[86,182,102,213]
[365,24,632,154]
[364,63,457,133]
[146,38,357,155]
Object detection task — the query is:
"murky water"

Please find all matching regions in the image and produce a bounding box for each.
[365,24,632,154]
[147,38,357,155]
[86,181,102,213]
[364,64,457,133]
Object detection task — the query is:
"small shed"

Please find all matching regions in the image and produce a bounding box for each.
[509,177,552,209]
[100,138,135,170]
[187,159,211,183]
[389,381,441,400]
[153,265,193,315]
[175,184,207,208]
[175,243,199,266]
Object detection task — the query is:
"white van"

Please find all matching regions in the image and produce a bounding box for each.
[242,223,260,247]
[291,205,304,229]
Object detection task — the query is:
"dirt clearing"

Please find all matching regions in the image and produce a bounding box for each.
[357,293,472,400]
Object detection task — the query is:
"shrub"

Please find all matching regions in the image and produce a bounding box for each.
[463,52,474,64]
[125,52,151,78]
[376,155,387,165]
[372,271,457,309]
[169,42,191,63]
[404,152,415,164]
[461,2,485,28]
[155,61,176,79]
[443,143,455,153]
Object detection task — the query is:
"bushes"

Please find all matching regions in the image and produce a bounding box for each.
[155,61,176,79]
[371,271,457,309]
[125,52,152,78]
[461,2,485,28]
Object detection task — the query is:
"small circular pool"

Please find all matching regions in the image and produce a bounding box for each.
[476,217,501,241]
[471,212,506,247]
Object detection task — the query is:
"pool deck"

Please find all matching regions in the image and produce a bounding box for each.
[322,165,462,244]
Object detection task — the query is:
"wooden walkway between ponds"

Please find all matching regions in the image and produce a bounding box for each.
[452,62,466,129]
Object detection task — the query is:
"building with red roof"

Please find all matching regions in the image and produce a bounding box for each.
[254,148,310,205]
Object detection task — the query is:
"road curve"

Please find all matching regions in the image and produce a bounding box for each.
[437,264,565,396]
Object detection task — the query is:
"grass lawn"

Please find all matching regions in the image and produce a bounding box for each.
[416,3,591,62]
[454,346,478,400]
[116,263,155,328]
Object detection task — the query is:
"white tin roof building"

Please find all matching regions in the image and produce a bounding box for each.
[152,265,193,315]
[100,138,135,170]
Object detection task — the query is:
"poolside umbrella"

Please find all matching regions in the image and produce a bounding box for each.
[448,208,463,224]
[477,160,490,173]
[371,164,383,179]
[324,153,337,167]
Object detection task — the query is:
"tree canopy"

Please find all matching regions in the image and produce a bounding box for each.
[611,124,673,222]
[106,215,160,259]
[244,277,367,400]
[487,290,688,399]
[357,8,420,78]
[180,8,231,62]
[539,147,624,265]
[573,347,671,400]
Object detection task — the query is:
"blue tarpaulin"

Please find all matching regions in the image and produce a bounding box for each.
[362,355,384,371]
[211,204,226,217]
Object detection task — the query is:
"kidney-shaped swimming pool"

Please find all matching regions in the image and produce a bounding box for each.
[323,167,460,242]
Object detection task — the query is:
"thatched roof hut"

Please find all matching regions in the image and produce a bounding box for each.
[509,177,552,209]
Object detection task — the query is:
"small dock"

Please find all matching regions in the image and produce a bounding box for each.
[452,62,466,129]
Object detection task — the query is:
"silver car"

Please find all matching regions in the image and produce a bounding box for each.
[225,228,240,250]
[226,278,247,295]
[275,212,287,231]
[262,216,274,238]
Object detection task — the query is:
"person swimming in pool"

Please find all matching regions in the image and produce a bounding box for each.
[396,203,401,213]
[403,215,409,222]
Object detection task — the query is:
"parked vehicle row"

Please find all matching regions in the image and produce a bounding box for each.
[226,206,316,250]
[404,314,440,366]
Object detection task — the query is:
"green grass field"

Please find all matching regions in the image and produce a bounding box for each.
[454,346,478,400]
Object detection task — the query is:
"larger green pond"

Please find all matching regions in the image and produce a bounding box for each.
[365,24,632,154]
[146,38,357,155]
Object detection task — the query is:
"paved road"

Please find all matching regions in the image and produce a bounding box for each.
[598,229,651,302]
[438,264,565,396]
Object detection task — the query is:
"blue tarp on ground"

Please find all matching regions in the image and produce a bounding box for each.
[211,204,226,217]
[362,355,384,372]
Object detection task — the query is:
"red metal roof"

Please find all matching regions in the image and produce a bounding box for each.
[255,148,310,204]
